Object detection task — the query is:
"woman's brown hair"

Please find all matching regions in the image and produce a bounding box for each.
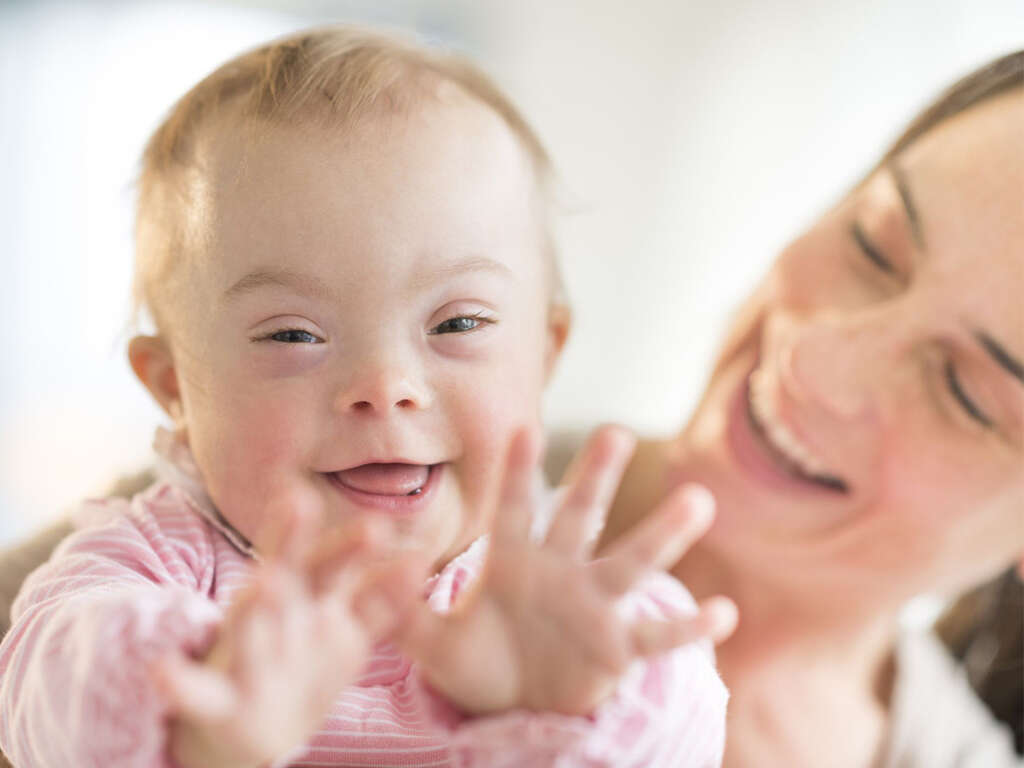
[909,51,1024,753]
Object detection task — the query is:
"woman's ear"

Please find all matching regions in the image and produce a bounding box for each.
[544,303,572,382]
[128,335,181,420]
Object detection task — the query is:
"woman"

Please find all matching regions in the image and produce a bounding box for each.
[594,51,1023,767]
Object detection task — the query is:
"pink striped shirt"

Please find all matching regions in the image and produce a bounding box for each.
[0,436,727,768]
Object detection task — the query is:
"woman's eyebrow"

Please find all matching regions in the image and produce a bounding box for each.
[975,330,1024,386]
[887,161,925,250]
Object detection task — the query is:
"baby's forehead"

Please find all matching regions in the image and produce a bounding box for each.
[203,79,506,163]
[200,91,533,203]
[135,31,559,337]
[187,97,549,302]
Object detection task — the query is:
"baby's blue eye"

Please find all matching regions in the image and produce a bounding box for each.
[429,316,485,335]
[269,329,321,344]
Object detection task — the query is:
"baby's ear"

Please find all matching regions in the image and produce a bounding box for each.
[544,303,572,381]
[128,335,181,419]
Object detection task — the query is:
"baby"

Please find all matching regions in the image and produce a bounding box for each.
[0,26,734,768]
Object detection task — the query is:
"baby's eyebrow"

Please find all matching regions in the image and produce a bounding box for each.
[410,256,515,289]
[223,269,336,302]
[223,258,514,302]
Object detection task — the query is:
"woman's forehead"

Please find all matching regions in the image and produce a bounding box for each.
[889,93,1022,333]
[895,91,1022,250]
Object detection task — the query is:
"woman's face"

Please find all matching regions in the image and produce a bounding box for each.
[682,92,1023,606]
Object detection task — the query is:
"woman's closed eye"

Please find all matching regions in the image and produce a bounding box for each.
[944,360,993,428]
[851,222,896,274]
[851,222,995,430]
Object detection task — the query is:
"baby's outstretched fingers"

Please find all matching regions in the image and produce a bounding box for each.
[591,484,715,596]
[544,425,636,560]
[629,596,739,656]
[491,428,542,546]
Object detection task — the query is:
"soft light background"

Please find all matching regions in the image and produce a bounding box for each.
[1,0,1021,549]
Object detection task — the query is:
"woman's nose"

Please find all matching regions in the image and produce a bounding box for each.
[782,310,898,420]
[333,356,433,415]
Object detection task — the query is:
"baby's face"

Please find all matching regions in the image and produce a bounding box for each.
[163,95,559,565]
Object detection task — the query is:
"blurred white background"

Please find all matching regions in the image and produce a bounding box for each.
[1,0,1021,546]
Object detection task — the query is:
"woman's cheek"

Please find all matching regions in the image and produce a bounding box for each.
[774,221,885,315]
[871,416,992,565]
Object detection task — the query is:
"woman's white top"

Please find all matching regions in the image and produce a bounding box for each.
[881,628,1021,767]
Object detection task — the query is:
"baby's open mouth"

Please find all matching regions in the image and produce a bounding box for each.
[331,463,433,496]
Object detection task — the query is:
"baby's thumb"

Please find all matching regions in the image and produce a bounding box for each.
[351,556,430,640]
[153,653,237,722]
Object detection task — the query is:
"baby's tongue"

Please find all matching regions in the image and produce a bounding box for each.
[336,463,429,495]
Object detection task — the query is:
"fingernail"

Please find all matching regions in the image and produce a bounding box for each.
[681,484,715,527]
[599,424,636,456]
[704,597,739,639]
[612,425,637,451]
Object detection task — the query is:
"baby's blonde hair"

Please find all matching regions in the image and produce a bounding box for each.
[134,25,559,333]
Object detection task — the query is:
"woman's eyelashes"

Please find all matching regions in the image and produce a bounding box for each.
[944,360,994,429]
[850,222,896,274]
[850,222,994,431]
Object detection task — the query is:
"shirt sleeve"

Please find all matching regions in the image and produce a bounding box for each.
[0,489,226,768]
[411,570,728,768]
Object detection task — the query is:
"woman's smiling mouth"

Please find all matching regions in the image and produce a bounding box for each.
[729,365,850,494]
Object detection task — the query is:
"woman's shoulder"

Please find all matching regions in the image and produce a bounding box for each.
[881,627,1022,768]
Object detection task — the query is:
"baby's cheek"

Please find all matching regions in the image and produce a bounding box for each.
[193,400,309,539]
[456,379,543,517]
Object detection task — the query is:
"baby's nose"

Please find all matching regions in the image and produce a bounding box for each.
[334,361,433,415]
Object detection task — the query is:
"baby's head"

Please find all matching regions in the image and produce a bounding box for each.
[128,26,570,565]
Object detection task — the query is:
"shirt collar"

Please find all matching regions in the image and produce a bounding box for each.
[152,426,259,560]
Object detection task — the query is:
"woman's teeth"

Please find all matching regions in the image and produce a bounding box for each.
[748,369,848,491]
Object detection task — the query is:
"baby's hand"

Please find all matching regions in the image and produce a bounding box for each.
[155,510,425,768]
[397,426,738,716]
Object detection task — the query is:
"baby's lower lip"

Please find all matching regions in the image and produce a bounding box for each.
[324,463,443,515]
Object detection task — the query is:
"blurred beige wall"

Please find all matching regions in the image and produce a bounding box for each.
[1,0,1021,545]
